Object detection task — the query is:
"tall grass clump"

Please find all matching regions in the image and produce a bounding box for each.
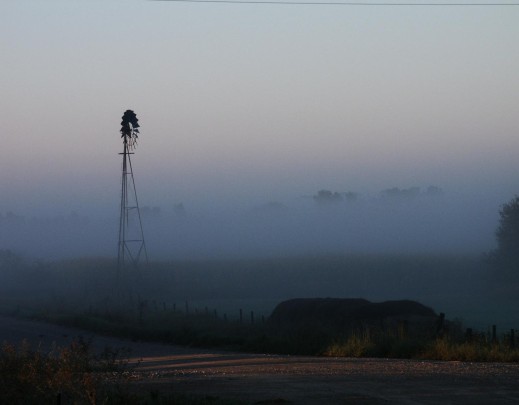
[324,330,429,359]
[423,337,519,362]
[325,332,375,357]
[324,329,519,362]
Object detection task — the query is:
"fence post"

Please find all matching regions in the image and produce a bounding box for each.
[492,325,497,344]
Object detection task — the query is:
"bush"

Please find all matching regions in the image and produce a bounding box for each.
[0,339,130,404]
[325,333,375,357]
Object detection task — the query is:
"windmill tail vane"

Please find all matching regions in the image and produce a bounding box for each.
[120,109,140,150]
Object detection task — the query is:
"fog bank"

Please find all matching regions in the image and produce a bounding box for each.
[0,186,503,260]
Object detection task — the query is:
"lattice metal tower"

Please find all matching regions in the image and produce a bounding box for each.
[117,109,148,275]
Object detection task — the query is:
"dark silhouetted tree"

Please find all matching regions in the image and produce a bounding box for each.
[494,196,519,266]
[343,191,359,202]
[381,187,420,199]
[313,190,343,204]
[425,185,443,196]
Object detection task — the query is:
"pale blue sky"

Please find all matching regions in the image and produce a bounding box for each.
[1,0,519,214]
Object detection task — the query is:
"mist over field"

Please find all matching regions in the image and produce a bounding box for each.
[0,184,517,333]
[0,185,505,260]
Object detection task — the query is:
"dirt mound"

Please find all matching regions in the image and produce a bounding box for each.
[270,298,370,325]
[269,298,438,334]
[353,299,437,319]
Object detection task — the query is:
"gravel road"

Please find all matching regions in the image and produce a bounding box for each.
[1,315,519,404]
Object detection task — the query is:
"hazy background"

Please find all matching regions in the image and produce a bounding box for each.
[1,1,518,260]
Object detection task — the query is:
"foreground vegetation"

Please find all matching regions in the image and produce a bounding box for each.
[325,330,519,362]
[0,339,241,405]
[1,309,518,404]
[0,338,126,404]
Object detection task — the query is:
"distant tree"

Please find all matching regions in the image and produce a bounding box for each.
[0,249,22,271]
[173,203,186,216]
[425,185,443,196]
[2,212,25,226]
[343,191,359,202]
[494,196,519,266]
[381,187,420,199]
[141,206,162,218]
[313,190,343,204]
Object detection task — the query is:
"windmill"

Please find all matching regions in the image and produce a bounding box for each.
[117,109,148,276]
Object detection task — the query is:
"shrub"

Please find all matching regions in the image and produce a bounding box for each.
[0,339,130,404]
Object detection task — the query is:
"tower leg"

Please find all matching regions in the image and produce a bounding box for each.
[117,139,148,276]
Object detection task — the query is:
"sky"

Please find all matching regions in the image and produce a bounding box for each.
[1,0,519,258]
